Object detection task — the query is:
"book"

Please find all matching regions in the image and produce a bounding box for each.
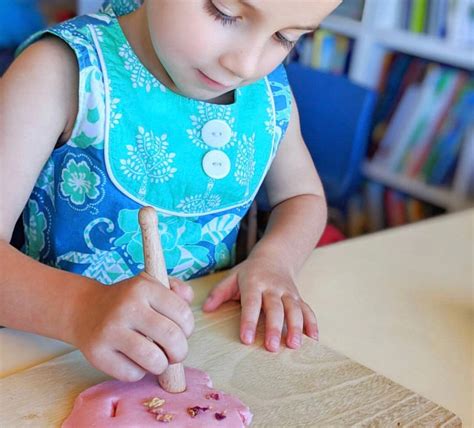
[447,0,474,46]
[410,0,428,32]
[311,30,336,71]
[402,0,413,30]
[374,84,422,164]
[331,35,351,74]
[347,193,367,236]
[451,126,474,199]
[384,190,407,227]
[370,54,420,154]
[292,35,313,67]
[401,68,465,175]
[406,198,426,222]
[407,71,469,177]
[310,30,351,75]
[364,181,385,232]
[385,65,443,171]
[422,80,474,185]
[372,0,405,29]
[426,0,449,37]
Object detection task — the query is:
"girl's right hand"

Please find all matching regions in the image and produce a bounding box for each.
[71,273,194,382]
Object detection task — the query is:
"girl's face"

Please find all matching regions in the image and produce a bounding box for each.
[145,0,340,102]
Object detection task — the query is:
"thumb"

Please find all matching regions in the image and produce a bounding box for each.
[202,272,239,312]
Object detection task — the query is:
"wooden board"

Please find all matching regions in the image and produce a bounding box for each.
[0,302,462,427]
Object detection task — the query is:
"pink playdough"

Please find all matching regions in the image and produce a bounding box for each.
[62,367,252,427]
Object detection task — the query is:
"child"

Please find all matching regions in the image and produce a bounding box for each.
[0,0,338,382]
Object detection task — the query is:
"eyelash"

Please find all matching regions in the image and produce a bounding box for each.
[204,1,297,50]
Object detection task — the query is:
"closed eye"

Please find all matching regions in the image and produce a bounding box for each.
[275,32,297,50]
[205,0,299,50]
[205,0,239,26]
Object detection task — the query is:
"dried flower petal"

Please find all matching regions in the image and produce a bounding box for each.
[156,413,174,423]
[215,411,227,420]
[143,397,165,409]
[187,406,210,417]
[205,392,220,400]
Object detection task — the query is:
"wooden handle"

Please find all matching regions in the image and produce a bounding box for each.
[139,206,186,393]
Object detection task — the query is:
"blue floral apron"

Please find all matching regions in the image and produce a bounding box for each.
[19,6,292,283]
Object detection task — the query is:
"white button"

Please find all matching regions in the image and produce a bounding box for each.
[201,119,232,148]
[202,150,231,179]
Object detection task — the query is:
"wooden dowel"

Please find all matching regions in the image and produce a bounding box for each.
[139,206,186,393]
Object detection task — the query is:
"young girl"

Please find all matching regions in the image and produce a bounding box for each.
[0,0,339,382]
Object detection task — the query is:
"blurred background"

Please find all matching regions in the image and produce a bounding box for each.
[1,0,473,245]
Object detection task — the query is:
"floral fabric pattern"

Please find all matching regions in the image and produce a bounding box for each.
[118,44,166,93]
[120,127,177,198]
[60,158,101,205]
[59,155,105,213]
[20,10,292,283]
[23,199,47,260]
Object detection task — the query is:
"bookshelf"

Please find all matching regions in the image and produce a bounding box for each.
[362,160,469,210]
[320,0,474,213]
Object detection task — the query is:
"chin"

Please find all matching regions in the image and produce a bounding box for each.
[177,83,225,101]
[167,70,232,102]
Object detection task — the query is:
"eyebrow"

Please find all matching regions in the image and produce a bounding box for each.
[237,0,318,31]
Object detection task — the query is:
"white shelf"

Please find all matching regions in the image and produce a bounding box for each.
[362,161,470,210]
[320,15,363,39]
[320,1,474,214]
[374,30,474,70]
[321,17,474,71]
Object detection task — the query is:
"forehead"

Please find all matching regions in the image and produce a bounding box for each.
[235,0,341,29]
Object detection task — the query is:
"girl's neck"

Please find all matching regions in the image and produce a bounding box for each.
[118,7,175,91]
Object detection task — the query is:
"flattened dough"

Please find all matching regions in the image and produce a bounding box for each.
[62,367,252,427]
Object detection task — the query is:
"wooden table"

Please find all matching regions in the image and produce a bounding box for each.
[1,209,472,427]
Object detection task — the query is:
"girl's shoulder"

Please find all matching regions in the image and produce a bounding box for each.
[15,14,117,144]
[17,13,116,72]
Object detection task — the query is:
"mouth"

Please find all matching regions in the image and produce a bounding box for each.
[197,70,234,90]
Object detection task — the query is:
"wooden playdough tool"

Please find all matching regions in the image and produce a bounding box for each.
[138,206,187,393]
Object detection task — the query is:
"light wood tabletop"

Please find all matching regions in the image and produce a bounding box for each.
[0,209,472,427]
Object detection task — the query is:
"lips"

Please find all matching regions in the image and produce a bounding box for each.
[198,70,234,89]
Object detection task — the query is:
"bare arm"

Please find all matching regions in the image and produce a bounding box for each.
[249,93,328,275]
[0,37,87,342]
[0,39,195,381]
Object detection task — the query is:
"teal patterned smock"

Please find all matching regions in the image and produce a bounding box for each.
[19,4,292,284]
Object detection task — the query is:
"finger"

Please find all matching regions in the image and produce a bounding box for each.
[202,272,239,312]
[301,302,319,341]
[282,295,304,349]
[239,290,262,345]
[116,330,169,376]
[169,277,194,304]
[92,348,147,382]
[148,286,194,338]
[262,294,284,352]
[136,309,189,363]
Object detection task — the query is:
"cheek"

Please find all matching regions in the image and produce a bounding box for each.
[255,49,289,80]
[155,17,219,64]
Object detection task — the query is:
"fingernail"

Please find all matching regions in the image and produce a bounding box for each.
[291,334,301,347]
[243,331,254,344]
[270,337,280,350]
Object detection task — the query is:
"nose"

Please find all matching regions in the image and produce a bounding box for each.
[219,42,264,82]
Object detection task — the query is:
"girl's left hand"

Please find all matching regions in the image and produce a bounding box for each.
[202,257,319,352]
